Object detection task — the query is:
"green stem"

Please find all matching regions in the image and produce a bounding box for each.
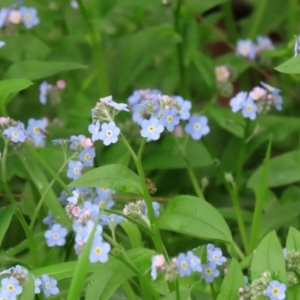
[122,281,137,300]
[175,280,180,300]
[249,0,268,39]
[221,1,237,43]
[29,154,74,230]
[288,0,298,41]
[1,140,38,267]
[25,144,71,196]
[77,0,109,96]
[210,282,217,299]
[184,157,204,199]
[174,0,187,98]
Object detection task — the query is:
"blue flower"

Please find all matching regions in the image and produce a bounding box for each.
[0,289,11,299]
[176,253,192,277]
[43,211,54,227]
[89,238,111,263]
[265,280,286,300]
[107,101,129,112]
[173,96,192,120]
[152,202,160,217]
[69,134,85,150]
[79,147,95,167]
[256,36,274,51]
[88,121,101,142]
[67,160,83,179]
[34,277,42,294]
[39,81,48,104]
[40,274,59,297]
[0,8,8,28]
[201,262,220,283]
[0,41,5,48]
[0,277,22,298]
[67,189,81,205]
[150,254,165,280]
[101,214,123,227]
[229,91,248,112]
[207,247,227,266]
[260,81,281,95]
[26,118,46,145]
[98,121,120,146]
[3,125,26,143]
[272,94,283,111]
[160,108,180,132]
[78,202,100,223]
[12,265,28,280]
[241,98,258,120]
[236,39,256,59]
[20,7,39,29]
[185,115,210,140]
[186,251,202,272]
[94,196,115,209]
[75,220,102,245]
[44,223,68,247]
[140,117,164,141]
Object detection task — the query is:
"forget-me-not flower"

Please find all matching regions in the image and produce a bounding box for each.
[236,39,256,59]
[241,98,258,120]
[3,125,26,143]
[207,247,227,265]
[88,121,101,142]
[265,280,286,300]
[79,147,95,167]
[40,274,59,297]
[44,223,68,247]
[201,262,220,283]
[176,253,192,277]
[89,238,111,263]
[185,115,210,140]
[229,91,247,112]
[98,121,120,146]
[20,7,39,29]
[160,108,180,132]
[67,160,83,179]
[0,41,5,48]
[39,81,48,104]
[1,277,22,298]
[186,251,202,272]
[140,117,164,141]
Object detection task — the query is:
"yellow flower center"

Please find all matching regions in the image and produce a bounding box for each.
[148,125,155,133]
[12,131,19,138]
[84,153,90,161]
[166,115,173,123]
[180,261,187,269]
[94,247,102,255]
[205,268,212,275]
[45,282,51,289]
[7,284,14,291]
[33,127,40,134]
[73,167,80,174]
[272,287,279,295]
[193,123,201,130]
[25,13,32,21]
[246,104,253,111]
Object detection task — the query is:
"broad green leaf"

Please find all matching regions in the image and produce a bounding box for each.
[217,259,244,300]
[0,79,32,96]
[286,227,300,251]
[18,145,69,226]
[159,195,232,243]
[19,273,35,300]
[287,285,300,300]
[0,204,16,247]
[275,55,300,74]
[261,202,300,237]
[69,164,143,196]
[208,104,245,138]
[4,61,86,80]
[250,231,286,282]
[120,222,143,248]
[247,150,300,188]
[218,207,253,223]
[143,137,213,171]
[85,248,154,300]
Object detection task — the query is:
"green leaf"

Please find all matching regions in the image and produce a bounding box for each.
[275,55,300,74]
[250,231,286,282]
[186,0,227,14]
[19,273,35,300]
[286,227,300,251]
[4,61,86,80]
[143,137,213,171]
[161,289,191,300]
[69,164,143,196]
[217,259,244,300]
[192,50,215,88]
[261,202,300,237]
[85,248,154,300]
[158,195,232,243]
[208,104,245,138]
[247,150,300,188]
[120,222,143,248]
[0,204,16,247]
[0,79,32,95]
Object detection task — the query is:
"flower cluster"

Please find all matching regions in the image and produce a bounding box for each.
[150,243,226,283]
[128,89,210,141]
[236,36,274,60]
[123,199,160,227]
[0,265,59,299]
[88,96,129,146]
[214,64,237,97]
[0,117,49,147]
[229,81,282,120]
[0,5,39,32]
[44,186,122,263]
[39,80,66,105]
[238,271,286,300]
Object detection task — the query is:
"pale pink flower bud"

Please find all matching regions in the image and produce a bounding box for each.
[249,87,266,100]
[80,137,93,147]
[152,254,165,268]
[0,117,10,125]
[123,205,129,216]
[100,95,112,103]
[8,10,21,24]
[56,80,66,89]
[223,268,228,274]
[238,287,244,293]
[72,206,80,217]
[215,65,230,82]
